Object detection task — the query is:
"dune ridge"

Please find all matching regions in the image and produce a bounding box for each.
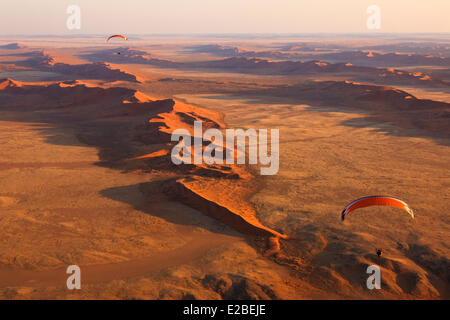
[232,80,450,142]
[186,44,450,67]
[81,48,447,88]
[5,50,139,82]
[0,43,27,50]
[0,79,287,254]
[163,179,286,239]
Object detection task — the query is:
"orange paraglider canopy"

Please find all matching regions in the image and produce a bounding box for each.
[341,196,414,221]
[106,35,128,42]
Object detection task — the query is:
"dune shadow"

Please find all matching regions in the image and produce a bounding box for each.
[99,181,243,237]
[340,116,450,146]
[403,243,450,297]
[204,91,450,146]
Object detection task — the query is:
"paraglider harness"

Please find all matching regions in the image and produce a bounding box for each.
[376,248,382,257]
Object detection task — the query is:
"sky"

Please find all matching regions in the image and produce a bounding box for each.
[0,0,449,35]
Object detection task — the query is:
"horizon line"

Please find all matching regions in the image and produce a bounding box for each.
[0,32,449,37]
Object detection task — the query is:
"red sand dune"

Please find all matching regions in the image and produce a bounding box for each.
[7,50,139,82]
[0,79,285,255]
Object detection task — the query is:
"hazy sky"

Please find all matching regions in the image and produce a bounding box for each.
[0,0,449,35]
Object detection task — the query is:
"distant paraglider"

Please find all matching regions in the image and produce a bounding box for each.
[106,35,128,55]
[106,34,128,42]
[341,196,414,221]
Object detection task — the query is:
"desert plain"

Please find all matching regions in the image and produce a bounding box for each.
[0,34,448,299]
